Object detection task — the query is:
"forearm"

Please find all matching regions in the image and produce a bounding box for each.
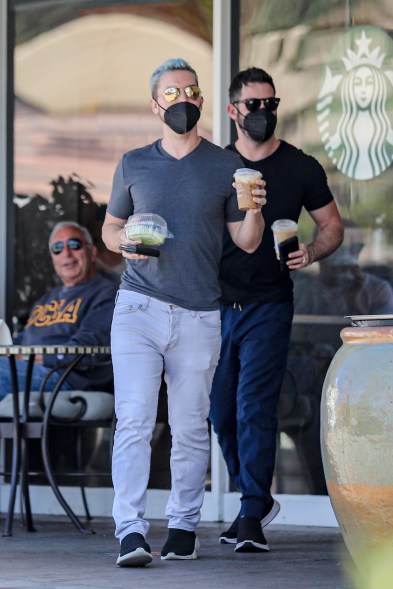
[307,220,344,264]
[232,211,265,253]
[227,177,266,253]
[102,216,126,253]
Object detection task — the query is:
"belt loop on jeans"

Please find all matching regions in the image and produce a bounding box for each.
[232,302,243,311]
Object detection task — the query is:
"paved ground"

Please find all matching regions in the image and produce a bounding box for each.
[0,516,355,589]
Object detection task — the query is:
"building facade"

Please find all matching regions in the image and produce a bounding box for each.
[1,0,392,525]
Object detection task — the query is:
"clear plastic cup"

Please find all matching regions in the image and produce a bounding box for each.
[233,168,262,210]
[271,219,298,259]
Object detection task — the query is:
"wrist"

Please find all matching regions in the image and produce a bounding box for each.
[307,245,316,266]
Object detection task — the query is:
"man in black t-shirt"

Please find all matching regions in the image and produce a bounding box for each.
[209,67,344,553]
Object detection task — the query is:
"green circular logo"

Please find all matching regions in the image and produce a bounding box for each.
[316,26,393,180]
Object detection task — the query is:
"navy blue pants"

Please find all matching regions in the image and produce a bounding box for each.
[209,300,293,519]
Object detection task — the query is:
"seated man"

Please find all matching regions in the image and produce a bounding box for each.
[0,221,118,401]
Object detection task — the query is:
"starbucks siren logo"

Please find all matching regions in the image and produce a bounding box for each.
[317,26,393,180]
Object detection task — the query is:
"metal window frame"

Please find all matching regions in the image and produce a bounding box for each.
[0,0,14,325]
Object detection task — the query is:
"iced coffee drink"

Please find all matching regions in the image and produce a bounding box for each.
[233,168,262,210]
[271,219,298,260]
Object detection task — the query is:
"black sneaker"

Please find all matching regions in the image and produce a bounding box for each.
[219,512,239,544]
[219,498,280,544]
[161,528,199,560]
[235,515,270,553]
[116,532,153,567]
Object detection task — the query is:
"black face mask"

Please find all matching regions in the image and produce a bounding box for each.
[159,102,201,134]
[241,109,277,143]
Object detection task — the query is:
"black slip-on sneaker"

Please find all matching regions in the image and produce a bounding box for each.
[219,512,240,544]
[219,498,280,544]
[235,516,270,553]
[161,528,199,560]
[116,532,153,567]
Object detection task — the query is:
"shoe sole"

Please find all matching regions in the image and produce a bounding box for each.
[219,535,237,544]
[161,538,200,560]
[261,499,280,528]
[117,547,153,567]
[219,499,281,544]
[235,540,270,553]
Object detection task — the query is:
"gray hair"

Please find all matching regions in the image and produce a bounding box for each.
[48,221,93,246]
[150,58,199,98]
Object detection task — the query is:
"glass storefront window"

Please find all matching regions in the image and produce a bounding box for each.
[12,0,213,491]
[239,0,393,495]
[13,0,213,324]
[9,0,392,504]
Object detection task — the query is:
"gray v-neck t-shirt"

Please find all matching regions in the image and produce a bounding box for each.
[107,138,245,310]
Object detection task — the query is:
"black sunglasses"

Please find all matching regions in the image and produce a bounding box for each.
[232,97,281,113]
[50,237,85,255]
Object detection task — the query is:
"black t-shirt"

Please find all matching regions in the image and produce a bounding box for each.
[219,140,334,304]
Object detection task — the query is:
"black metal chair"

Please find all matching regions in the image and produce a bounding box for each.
[39,356,115,533]
[0,353,114,536]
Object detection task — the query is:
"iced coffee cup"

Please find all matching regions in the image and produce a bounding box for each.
[271,219,298,260]
[233,168,262,210]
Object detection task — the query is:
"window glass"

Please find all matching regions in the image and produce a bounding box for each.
[240,0,393,495]
[13,0,213,323]
[12,1,213,491]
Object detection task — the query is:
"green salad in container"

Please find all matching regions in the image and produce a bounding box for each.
[124,214,174,246]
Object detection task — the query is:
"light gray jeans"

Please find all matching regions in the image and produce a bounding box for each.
[111,289,221,541]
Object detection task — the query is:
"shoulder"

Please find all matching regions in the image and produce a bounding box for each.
[199,139,243,167]
[200,139,241,160]
[278,141,330,190]
[281,140,326,169]
[122,141,159,163]
[363,271,393,291]
[67,276,118,299]
[279,140,314,161]
[113,142,160,184]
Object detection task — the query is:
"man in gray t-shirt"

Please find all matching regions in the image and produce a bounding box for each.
[102,57,266,567]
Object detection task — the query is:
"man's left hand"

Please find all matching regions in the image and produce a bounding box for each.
[287,243,310,269]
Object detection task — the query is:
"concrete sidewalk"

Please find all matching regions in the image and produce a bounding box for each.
[0,516,355,589]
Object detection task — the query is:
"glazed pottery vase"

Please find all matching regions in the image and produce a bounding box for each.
[321,320,393,570]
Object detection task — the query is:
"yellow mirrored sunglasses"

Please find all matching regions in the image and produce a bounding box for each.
[162,85,203,103]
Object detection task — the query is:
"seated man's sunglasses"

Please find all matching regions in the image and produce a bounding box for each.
[232,97,281,113]
[161,85,202,103]
[50,237,85,255]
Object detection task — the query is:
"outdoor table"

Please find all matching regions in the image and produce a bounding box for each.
[0,345,111,536]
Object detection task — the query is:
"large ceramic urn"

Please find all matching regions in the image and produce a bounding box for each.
[321,315,393,570]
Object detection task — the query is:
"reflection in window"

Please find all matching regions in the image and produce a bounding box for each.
[13,1,213,307]
[239,0,393,495]
[14,2,213,202]
[12,0,213,492]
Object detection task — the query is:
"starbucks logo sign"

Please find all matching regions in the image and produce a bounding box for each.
[317,26,393,180]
